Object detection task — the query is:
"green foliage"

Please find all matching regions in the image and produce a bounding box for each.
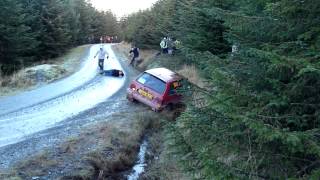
[0,0,39,73]
[122,0,320,179]
[0,0,119,74]
[120,0,231,54]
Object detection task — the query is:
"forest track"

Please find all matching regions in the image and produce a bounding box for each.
[0,44,141,170]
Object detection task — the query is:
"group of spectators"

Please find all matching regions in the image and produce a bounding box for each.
[100,36,118,43]
[160,37,181,55]
[87,35,119,44]
[127,37,182,67]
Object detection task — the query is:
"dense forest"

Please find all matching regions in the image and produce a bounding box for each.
[0,0,119,74]
[1,0,320,178]
[121,0,320,179]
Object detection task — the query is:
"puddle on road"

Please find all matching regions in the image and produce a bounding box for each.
[127,139,148,180]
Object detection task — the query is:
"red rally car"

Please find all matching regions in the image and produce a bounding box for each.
[127,68,183,111]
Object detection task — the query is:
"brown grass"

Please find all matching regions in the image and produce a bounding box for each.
[113,42,206,179]
[112,42,131,60]
[0,64,68,97]
[0,69,28,89]
[54,45,90,73]
[138,49,159,70]
[78,112,159,179]
[178,64,206,88]
[1,111,163,179]
[2,151,58,179]
[59,137,83,154]
[140,124,190,180]
[0,45,89,97]
[177,64,212,108]
[112,42,158,71]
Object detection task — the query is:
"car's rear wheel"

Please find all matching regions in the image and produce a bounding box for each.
[127,94,137,103]
[152,107,160,112]
[165,103,174,111]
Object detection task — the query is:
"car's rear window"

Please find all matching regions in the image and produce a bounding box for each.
[137,72,166,94]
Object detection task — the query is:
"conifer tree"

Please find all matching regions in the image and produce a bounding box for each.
[121,0,320,178]
[0,0,38,73]
[0,0,120,74]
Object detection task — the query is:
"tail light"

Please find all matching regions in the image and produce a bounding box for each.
[130,84,136,91]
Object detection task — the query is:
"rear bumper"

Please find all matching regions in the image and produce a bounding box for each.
[127,88,165,111]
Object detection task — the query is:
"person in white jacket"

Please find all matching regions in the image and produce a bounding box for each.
[94,47,109,71]
[160,37,168,54]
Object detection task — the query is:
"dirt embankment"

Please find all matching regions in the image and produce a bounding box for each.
[112,42,158,71]
[0,45,90,97]
[115,42,206,87]
[114,43,194,179]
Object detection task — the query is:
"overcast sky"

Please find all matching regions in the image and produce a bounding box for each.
[90,0,159,18]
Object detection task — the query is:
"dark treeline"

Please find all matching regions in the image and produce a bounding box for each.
[121,0,320,179]
[0,0,119,74]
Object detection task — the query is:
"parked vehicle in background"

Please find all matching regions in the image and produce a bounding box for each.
[127,68,183,111]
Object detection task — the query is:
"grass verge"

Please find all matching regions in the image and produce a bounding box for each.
[0,44,195,180]
[0,111,164,180]
[141,129,191,180]
[113,43,195,179]
[112,42,159,71]
[0,45,90,97]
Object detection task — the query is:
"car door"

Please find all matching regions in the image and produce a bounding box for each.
[166,81,183,104]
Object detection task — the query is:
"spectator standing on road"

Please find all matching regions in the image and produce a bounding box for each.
[94,46,109,71]
[129,45,140,66]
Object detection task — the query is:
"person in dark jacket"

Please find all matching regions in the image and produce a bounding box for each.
[129,45,139,66]
[99,69,124,77]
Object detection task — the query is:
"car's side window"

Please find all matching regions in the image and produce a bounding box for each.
[169,81,181,95]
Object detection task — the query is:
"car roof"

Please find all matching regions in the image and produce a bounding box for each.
[145,68,182,83]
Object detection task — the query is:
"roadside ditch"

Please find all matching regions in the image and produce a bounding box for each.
[0,43,189,180]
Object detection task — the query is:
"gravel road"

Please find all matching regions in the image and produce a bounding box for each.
[0,44,141,170]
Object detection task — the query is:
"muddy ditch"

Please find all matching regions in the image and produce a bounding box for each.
[127,138,148,180]
[0,110,168,180]
[110,43,188,180]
